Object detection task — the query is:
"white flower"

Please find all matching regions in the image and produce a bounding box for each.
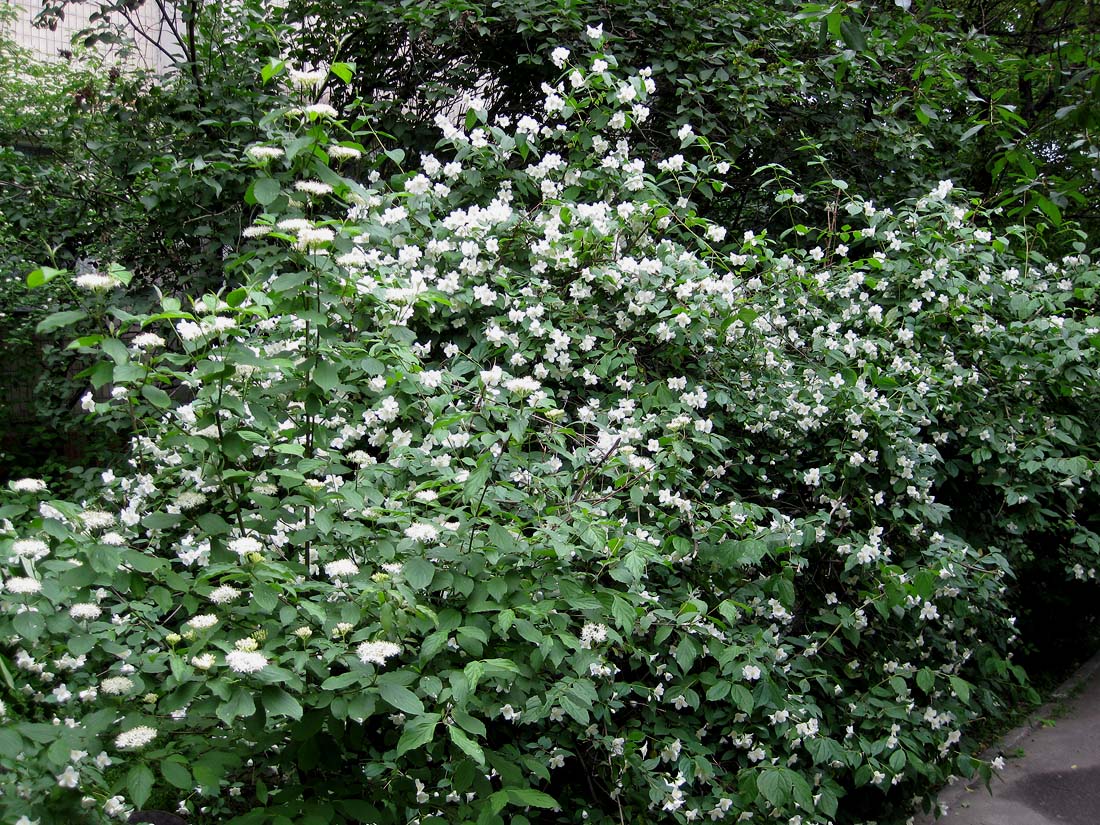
[325,559,360,578]
[4,576,41,594]
[114,725,157,750]
[101,676,134,695]
[10,478,47,493]
[742,665,762,681]
[74,273,120,292]
[209,584,241,604]
[225,650,268,674]
[12,538,50,561]
[504,376,541,396]
[94,751,112,769]
[176,491,206,510]
[104,796,130,817]
[185,614,218,630]
[304,103,339,118]
[327,145,362,161]
[177,320,204,342]
[80,510,115,530]
[404,523,440,543]
[131,332,166,350]
[296,227,336,250]
[56,765,80,788]
[69,603,103,621]
[551,46,570,68]
[228,536,264,557]
[294,180,333,196]
[247,145,285,163]
[191,653,216,670]
[586,23,603,39]
[357,641,402,666]
[580,622,608,648]
[288,67,328,89]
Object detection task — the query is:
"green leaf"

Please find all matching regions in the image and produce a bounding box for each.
[141,384,172,409]
[330,62,354,83]
[107,263,133,285]
[916,668,935,692]
[313,360,339,392]
[161,758,193,790]
[1034,195,1062,225]
[13,611,44,642]
[839,20,866,51]
[226,287,248,307]
[949,676,971,704]
[499,788,559,810]
[217,686,257,725]
[254,177,281,206]
[262,686,303,720]
[378,682,424,716]
[127,764,155,809]
[36,310,87,334]
[448,723,486,766]
[0,728,22,758]
[757,767,792,807]
[261,58,286,84]
[396,713,440,756]
[101,338,129,365]
[730,684,754,714]
[384,148,406,167]
[403,557,436,590]
[26,266,64,288]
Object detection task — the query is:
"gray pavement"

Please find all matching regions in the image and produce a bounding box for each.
[916,649,1100,825]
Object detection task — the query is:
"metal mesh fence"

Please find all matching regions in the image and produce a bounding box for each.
[7,1,178,70]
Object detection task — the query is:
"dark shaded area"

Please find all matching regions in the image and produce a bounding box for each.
[129,812,189,825]
[1003,765,1100,825]
[1014,564,1100,693]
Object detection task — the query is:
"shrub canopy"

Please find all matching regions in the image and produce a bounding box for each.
[2,45,1099,825]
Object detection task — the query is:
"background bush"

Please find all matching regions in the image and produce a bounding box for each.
[1,43,1098,824]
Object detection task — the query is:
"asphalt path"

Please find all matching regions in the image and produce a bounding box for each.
[915,648,1100,825]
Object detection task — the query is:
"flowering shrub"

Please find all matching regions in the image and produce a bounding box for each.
[2,42,1099,825]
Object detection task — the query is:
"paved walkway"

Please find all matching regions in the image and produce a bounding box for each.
[916,649,1100,825]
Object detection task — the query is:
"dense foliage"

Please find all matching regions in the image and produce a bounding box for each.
[2,42,1099,824]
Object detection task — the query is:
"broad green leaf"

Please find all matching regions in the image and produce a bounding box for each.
[403,557,436,590]
[916,668,935,692]
[254,177,281,206]
[949,676,971,704]
[263,686,303,720]
[313,360,339,392]
[101,338,129,365]
[161,758,192,790]
[36,310,87,334]
[330,62,354,83]
[13,611,44,642]
[396,712,440,756]
[378,682,424,716]
[26,266,64,288]
[141,384,172,409]
[261,58,286,84]
[217,686,257,725]
[757,767,792,807]
[127,764,155,809]
[448,724,486,766]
